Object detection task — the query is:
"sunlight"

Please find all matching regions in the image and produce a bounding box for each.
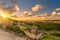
[0,9,11,19]
[1,13,7,18]
[0,9,7,18]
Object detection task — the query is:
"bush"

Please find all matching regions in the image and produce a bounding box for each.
[24,21,60,31]
[6,26,25,35]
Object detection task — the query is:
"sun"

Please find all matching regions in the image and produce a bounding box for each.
[0,9,8,18]
[1,14,7,18]
[0,9,21,21]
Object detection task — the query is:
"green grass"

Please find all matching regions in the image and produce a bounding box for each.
[38,35,60,40]
[38,31,60,40]
[5,21,60,40]
[6,26,25,34]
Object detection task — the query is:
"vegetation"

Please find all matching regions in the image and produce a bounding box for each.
[0,20,60,40]
[24,21,60,31]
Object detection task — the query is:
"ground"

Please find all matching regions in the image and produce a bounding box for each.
[0,29,27,40]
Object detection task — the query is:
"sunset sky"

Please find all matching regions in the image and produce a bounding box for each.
[0,0,60,20]
[0,0,60,15]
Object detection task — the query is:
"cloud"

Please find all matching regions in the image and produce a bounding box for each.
[0,2,7,7]
[11,5,20,17]
[28,11,33,16]
[5,0,19,4]
[1,5,20,14]
[36,13,48,17]
[55,8,60,11]
[0,0,20,18]
[20,11,33,17]
[10,0,19,4]
[13,5,20,12]
[51,8,60,17]
[0,0,20,14]
[32,4,43,12]
[20,11,28,16]
[20,4,44,17]
[51,11,56,16]
[0,0,19,6]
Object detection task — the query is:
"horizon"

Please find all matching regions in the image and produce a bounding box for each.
[0,0,60,21]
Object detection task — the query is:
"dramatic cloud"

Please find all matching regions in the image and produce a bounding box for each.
[20,11,33,16]
[0,0,20,14]
[28,11,33,16]
[0,0,19,7]
[20,11,28,16]
[51,8,60,17]
[0,2,7,7]
[0,0,20,18]
[32,4,43,12]
[36,13,48,17]
[11,12,20,17]
[11,5,20,17]
[1,5,20,14]
[51,11,56,16]
[13,5,20,12]
[55,8,60,11]
[20,4,44,17]
[10,0,19,4]
[5,0,19,4]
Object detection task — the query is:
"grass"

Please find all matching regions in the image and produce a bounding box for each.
[38,31,60,40]
[38,35,60,40]
[5,21,60,40]
[6,26,60,40]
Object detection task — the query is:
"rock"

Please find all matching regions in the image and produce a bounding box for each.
[0,29,27,40]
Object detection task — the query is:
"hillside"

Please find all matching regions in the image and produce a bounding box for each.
[0,29,27,40]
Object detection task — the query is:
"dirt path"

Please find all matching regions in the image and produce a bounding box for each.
[0,29,27,40]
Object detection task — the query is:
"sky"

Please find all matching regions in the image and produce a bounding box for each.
[0,0,60,15]
[19,0,60,13]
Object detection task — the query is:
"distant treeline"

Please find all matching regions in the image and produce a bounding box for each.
[21,21,60,31]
